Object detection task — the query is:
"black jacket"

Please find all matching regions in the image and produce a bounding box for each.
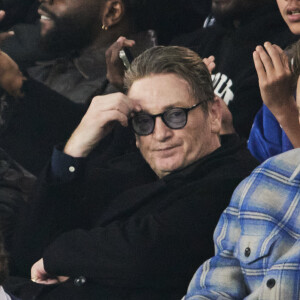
[9,134,258,300]
[0,79,86,175]
[173,3,297,138]
[0,79,137,175]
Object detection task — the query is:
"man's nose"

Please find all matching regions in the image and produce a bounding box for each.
[152,117,173,141]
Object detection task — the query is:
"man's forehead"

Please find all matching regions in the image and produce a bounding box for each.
[128,74,195,112]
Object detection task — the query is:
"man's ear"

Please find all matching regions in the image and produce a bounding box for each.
[101,0,125,29]
[209,96,222,134]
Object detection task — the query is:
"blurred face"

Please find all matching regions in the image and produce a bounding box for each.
[212,0,261,21]
[276,0,300,35]
[38,0,101,53]
[128,73,221,178]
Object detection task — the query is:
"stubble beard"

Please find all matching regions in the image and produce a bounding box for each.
[39,14,98,56]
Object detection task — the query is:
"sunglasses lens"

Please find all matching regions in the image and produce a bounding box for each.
[132,113,154,135]
[164,108,186,129]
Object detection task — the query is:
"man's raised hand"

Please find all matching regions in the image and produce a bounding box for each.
[64,93,134,157]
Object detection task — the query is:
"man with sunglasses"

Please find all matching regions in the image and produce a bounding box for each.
[9,46,257,300]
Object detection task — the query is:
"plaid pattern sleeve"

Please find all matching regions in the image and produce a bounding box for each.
[184,148,300,300]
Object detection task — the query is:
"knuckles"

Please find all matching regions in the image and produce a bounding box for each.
[89,93,128,112]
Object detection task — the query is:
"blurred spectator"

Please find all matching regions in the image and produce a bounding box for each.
[173,0,297,139]
[23,0,157,103]
[0,0,158,174]
[0,0,37,30]
[248,0,300,162]
[0,0,211,69]
[0,1,45,70]
[134,0,211,45]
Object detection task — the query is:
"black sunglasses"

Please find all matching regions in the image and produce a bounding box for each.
[131,102,203,136]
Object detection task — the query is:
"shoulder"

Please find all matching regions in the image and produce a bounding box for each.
[259,149,300,180]
[229,149,300,212]
[239,148,300,189]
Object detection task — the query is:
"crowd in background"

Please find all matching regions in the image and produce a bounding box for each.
[0,0,298,299]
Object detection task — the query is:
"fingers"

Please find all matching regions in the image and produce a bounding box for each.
[116,36,135,49]
[57,276,70,283]
[31,259,55,285]
[254,44,274,75]
[253,49,267,83]
[105,36,135,89]
[32,277,60,285]
[254,42,290,76]
[64,93,134,157]
[90,92,133,117]
[89,93,133,123]
[106,36,135,63]
[84,94,133,130]
[272,44,284,54]
[203,55,216,74]
[0,31,14,43]
[253,42,294,111]
[96,109,129,127]
[264,42,287,71]
[0,10,5,22]
[0,10,14,43]
[273,44,289,69]
[31,258,68,285]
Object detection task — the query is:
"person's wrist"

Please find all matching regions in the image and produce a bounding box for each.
[63,138,92,158]
[107,75,124,92]
[270,97,298,124]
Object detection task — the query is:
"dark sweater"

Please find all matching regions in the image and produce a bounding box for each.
[9,134,258,300]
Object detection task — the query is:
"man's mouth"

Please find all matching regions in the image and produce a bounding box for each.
[38,7,54,21]
[286,7,300,23]
[40,15,51,21]
[38,8,55,36]
[288,9,300,16]
[154,145,178,152]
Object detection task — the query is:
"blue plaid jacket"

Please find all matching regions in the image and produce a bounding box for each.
[185,148,300,300]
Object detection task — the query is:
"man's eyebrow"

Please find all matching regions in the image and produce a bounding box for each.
[164,104,179,110]
[133,102,189,115]
[134,105,177,114]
